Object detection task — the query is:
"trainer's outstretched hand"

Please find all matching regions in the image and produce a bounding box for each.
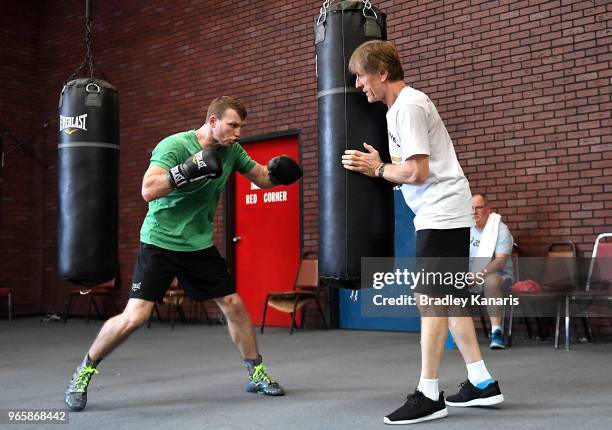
[342,142,382,177]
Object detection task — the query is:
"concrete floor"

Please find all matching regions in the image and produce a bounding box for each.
[1,317,611,430]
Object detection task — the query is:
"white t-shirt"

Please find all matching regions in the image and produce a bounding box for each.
[469,222,514,276]
[387,86,473,231]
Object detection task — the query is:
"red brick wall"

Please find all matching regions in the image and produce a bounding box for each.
[1,1,610,328]
[385,0,611,256]
[0,2,46,316]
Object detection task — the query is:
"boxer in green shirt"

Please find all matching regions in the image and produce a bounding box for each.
[65,96,302,412]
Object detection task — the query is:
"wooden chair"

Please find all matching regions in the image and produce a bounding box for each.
[147,278,188,330]
[64,278,119,324]
[260,254,327,335]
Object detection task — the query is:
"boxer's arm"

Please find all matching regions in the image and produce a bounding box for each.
[242,163,276,189]
[142,165,173,202]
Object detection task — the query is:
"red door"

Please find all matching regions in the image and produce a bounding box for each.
[234,136,301,327]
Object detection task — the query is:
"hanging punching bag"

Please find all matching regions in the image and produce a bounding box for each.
[315,1,394,289]
[58,78,119,286]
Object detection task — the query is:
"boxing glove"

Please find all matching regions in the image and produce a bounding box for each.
[167,148,222,188]
[267,155,302,185]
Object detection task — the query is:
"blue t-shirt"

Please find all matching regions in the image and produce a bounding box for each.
[469,221,514,277]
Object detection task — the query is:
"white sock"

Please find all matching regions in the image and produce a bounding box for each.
[417,377,439,401]
[491,325,503,334]
[467,360,493,388]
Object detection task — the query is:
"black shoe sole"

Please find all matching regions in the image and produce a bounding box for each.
[383,408,448,425]
[446,394,504,407]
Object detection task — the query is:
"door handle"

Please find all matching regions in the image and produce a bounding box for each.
[232,236,242,243]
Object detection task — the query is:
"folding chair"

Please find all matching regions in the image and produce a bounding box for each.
[64,278,119,324]
[508,242,577,348]
[564,233,612,350]
[260,254,327,335]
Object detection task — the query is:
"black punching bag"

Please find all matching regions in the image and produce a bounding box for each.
[316,1,394,289]
[58,79,119,286]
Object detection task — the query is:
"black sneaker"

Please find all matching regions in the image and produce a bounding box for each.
[245,360,285,396]
[445,380,504,407]
[384,390,448,425]
[64,355,98,411]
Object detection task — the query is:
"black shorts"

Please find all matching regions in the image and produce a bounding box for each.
[414,228,470,296]
[129,243,235,303]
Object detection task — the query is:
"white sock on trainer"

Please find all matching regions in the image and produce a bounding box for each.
[491,325,503,334]
[417,377,439,401]
[466,360,493,387]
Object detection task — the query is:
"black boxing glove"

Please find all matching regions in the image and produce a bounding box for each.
[167,148,222,188]
[267,155,302,185]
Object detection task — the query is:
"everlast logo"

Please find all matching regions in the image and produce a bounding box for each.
[60,114,88,135]
[169,166,186,186]
[193,151,207,169]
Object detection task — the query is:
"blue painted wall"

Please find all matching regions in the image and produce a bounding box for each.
[339,189,420,332]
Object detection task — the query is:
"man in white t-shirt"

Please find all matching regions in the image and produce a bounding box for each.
[342,40,504,425]
[470,193,514,350]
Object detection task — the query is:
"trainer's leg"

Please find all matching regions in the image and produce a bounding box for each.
[419,316,448,379]
[215,293,284,396]
[89,298,155,362]
[448,316,482,364]
[215,293,258,359]
[446,316,504,407]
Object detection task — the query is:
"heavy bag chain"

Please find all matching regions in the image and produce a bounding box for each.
[317,0,377,25]
[66,13,107,84]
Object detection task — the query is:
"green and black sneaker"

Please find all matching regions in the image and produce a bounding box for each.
[64,355,99,411]
[244,356,285,396]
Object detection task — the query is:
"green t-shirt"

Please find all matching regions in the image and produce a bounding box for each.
[140,130,256,251]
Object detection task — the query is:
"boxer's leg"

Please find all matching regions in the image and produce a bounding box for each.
[64,243,175,411]
[215,293,284,396]
[64,299,155,411]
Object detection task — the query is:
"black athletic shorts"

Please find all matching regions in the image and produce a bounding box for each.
[129,242,235,303]
[414,227,470,296]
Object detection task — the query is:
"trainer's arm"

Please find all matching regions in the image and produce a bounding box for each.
[342,143,429,184]
[376,155,429,184]
[142,165,173,202]
[242,163,276,189]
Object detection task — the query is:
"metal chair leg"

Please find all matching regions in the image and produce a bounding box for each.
[86,296,94,324]
[64,294,74,323]
[260,297,270,334]
[507,304,514,347]
[565,296,571,351]
[554,301,561,349]
[315,297,328,330]
[535,317,545,340]
[525,317,534,339]
[481,313,489,339]
[201,302,212,326]
[582,315,593,343]
[289,298,299,335]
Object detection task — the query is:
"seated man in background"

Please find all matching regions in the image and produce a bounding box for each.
[470,193,514,349]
